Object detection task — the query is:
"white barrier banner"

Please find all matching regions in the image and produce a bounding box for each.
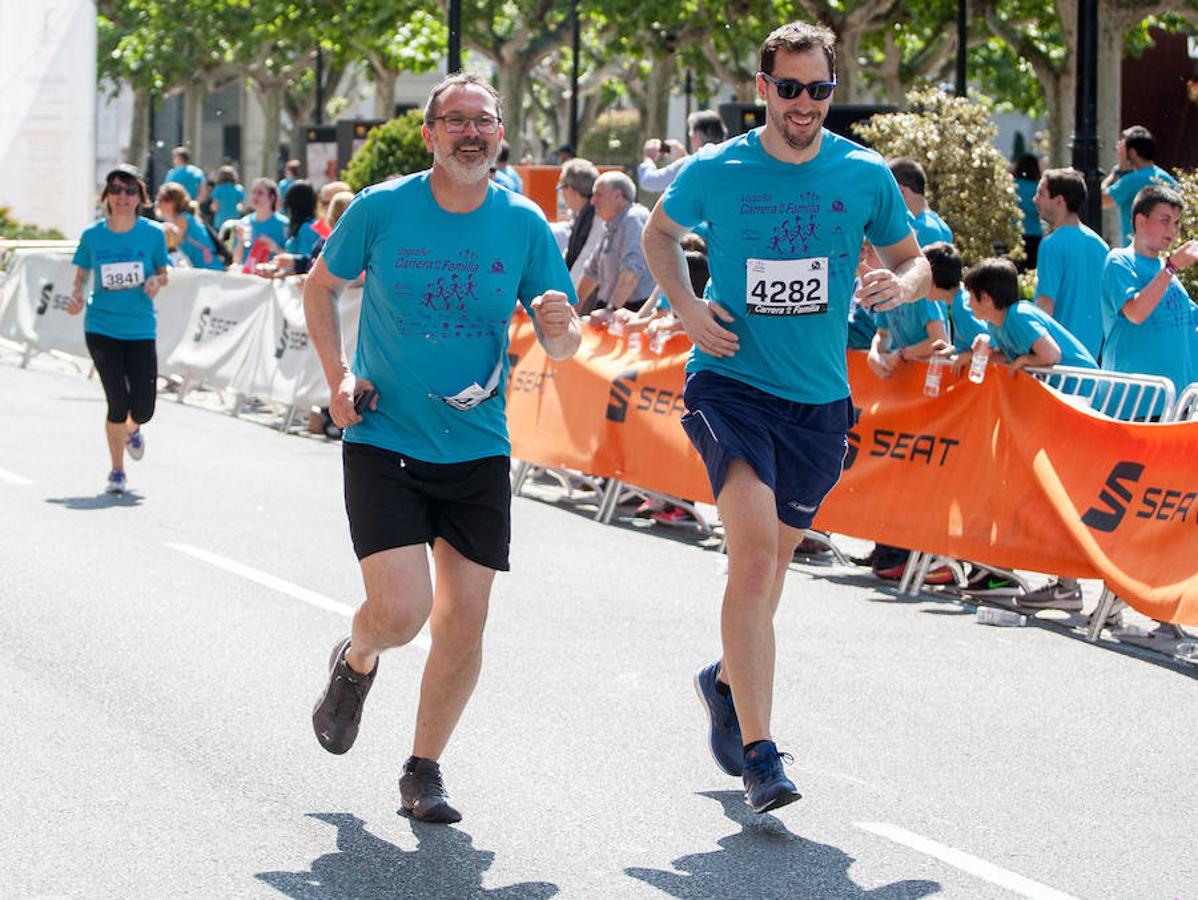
[0,250,86,355]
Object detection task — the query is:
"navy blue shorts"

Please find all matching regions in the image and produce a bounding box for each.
[680,370,853,529]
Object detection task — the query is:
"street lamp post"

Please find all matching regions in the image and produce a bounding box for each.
[956,0,967,96]
[1072,0,1102,230]
[569,0,580,151]
[448,0,462,74]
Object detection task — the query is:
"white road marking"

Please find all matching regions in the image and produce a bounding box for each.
[164,541,431,650]
[855,822,1079,900]
[0,467,33,485]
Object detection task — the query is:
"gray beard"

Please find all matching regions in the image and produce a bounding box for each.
[434,143,498,183]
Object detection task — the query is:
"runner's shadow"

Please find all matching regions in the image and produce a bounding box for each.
[625,791,940,899]
[256,812,558,899]
[44,492,143,510]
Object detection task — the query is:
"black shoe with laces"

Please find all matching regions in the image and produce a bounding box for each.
[742,740,801,814]
[400,757,462,824]
[312,636,377,755]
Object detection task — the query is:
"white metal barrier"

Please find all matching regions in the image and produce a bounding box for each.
[1170,382,1198,423]
[1024,365,1176,422]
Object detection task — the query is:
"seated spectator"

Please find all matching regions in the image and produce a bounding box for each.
[1012,153,1043,269]
[155,181,227,270]
[889,157,952,246]
[281,180,322,256]
[233,178,288,267]
[1100,184,1198,415]
[278,159,302,201]
[210,165,246,232]
[557,158,604,291]
[1101,125,1178,246]
[1032,168,1108,359]
[492,141,523,193]
[637,110,727,193]
[575,171,655,315]
[922,242,987,353]
[163,146,204,199]
[866,286,949,379]
[260,190,354,279]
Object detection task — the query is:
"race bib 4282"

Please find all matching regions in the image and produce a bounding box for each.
[746,257,828,317]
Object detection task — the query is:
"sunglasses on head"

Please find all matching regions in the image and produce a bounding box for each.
[108,184,141,197]
[760,72,836,101]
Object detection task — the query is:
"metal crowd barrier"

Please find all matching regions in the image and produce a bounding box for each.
[1171,382,1198,423]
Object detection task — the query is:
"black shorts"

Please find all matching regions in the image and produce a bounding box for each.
[342,441,512,571]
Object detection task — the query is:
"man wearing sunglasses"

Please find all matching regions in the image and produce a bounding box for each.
[303,72,580,825]
[644,20,929,814]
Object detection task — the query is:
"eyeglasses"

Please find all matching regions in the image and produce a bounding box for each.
[108,184,140,197]
[428,114,502,134]
[760,72,836,101]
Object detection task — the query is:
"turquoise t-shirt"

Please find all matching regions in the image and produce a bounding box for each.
[1101,246,1197,397]
[72,218,170,341]
[875,298,945,351]
[284,218,321,256]
[1033,223,1108,359]
[1015,178,1043,237]
[1105,165,1177,245]
[321,172,577,463]
[239,212,288,253]
[987,301,1097,368]
[846,294,877,351]
[178,213,224,270]
[211,183,246,230]
[662,128,911,404]
[164,164,204,199]
[911,208,952,246]
[948,288,988,352]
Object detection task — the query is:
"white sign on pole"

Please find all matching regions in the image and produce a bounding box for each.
[0,0,97,238]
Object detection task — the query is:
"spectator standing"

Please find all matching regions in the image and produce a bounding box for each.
[643,21,929,813]
[1032,167,1109,359]
[576,171,655,314]
[210,165,246,232]
[66,166,170,494]
[163,146,204,199]
[233,178,288,267]
[889,157,952,246]
[1102,125,1178,246]
[1012,153,1043,268]
[492,141,523,193]
[156,182,225,270]
[278,159,302,201]
[557,158,604,289]
[637,110,728,194]
[283,180,322,256]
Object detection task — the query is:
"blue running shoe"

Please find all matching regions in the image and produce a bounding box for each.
[693,661,743,776]
[125,428,145,461]
[742,741,800,813]
[105,469,126,493]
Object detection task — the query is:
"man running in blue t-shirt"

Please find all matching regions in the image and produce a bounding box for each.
[643,21,930,814]
[304,72,580,825]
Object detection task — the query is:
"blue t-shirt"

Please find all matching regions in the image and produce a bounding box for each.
[911,208,952,247]
[278,177,296,200]
[284,218,322,256]
[493,166,523,194]
[948,288,988,352]
[987,301,1097,369]
[875,298,945,351]
[1015,178,1043,237]
[211,183,246,230]
[1105,165,1177,245]
[1101,246,1197,397]
[1033,223,1108,359]
[239,212,288,253]
[321,172,577,463]
[164,164,204,199]
[178,213,224,270]
[72,218,170,340]
[662,128,911,404]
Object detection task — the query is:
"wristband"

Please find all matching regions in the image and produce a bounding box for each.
[1164,258,1178,278]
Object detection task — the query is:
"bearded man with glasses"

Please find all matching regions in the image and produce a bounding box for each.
[643,21,930,814]
[304,72,579,824]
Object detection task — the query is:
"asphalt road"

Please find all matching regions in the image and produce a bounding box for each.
[2,344,1195,900]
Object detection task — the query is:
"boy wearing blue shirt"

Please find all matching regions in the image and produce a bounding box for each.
[1033,168,1109,359]
[645,21,930,814]
[304,73,579,826]
[1101,126,1177,246]
[889,157,953,247]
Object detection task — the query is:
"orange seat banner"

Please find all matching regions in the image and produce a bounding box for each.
[506,318,1198,625]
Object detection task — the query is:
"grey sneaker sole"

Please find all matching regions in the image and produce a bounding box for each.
[693,669,743,777]
[747,784,801,814]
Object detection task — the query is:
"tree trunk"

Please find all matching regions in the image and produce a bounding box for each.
[128,86,150,171]
[183,83,206,162]
[1045,70,1075,168]
[836,31,862,103]
[374,69,398,120]
[256,82,285,185]
[643,49,674,141]
[1097,5,1124,243]
[498,61,532,162]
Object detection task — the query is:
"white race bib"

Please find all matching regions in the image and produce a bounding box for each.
[99,261,145,291]
[746,257,828,317]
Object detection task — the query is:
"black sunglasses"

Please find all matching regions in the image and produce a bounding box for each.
[760,72,836,101]
[108,184,141,197]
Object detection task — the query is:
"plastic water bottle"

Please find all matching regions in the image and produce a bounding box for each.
[976,606,1027,627]
[969,337,991,384]
[1175,640,1197,662]
[607,316,625,336]
[923,358,945,397]
[628,331,643,354]
[650,330,668,355]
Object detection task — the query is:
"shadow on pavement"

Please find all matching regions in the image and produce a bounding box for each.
[256,812,558,899]
[625,791,940,899]
[45,492,143,510]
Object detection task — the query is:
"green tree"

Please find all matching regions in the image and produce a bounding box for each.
[1173,168,1198,300]
[341,110,432,191]
[853,87,1025,265]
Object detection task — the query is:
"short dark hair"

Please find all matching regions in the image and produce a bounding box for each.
[101,168,150,214]
[498,140,511,164]
[1041,168,1086,213]
[888,158,926,196]
[424,71,503,123]
[1121,125,1155,161]
[687,110,726,145]
[759,21,836,80]
[1011,153,1040,181]
[964,258,1020,310]
[1131,184,1183,227]
[923,242,962,290]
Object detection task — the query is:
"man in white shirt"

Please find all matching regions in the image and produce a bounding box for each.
[637,110,727,193]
